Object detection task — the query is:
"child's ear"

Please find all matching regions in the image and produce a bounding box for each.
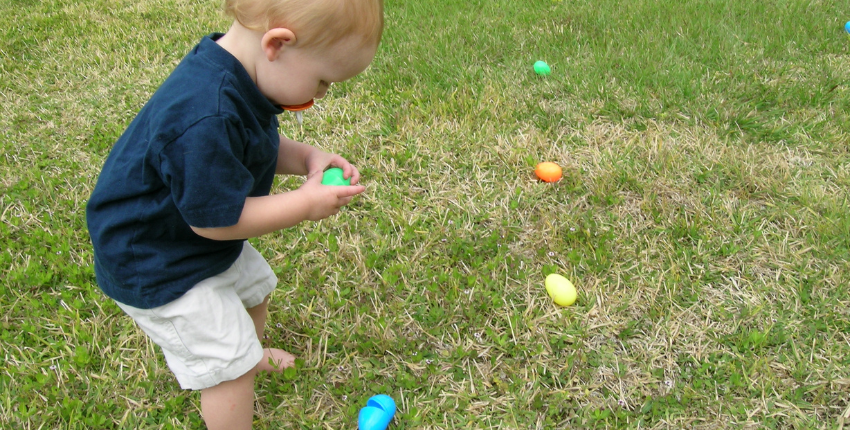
[261,28,297,61]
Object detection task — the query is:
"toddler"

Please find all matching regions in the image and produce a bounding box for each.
[86,0,383,428]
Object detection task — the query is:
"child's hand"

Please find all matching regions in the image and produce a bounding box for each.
[305,151,361,185]
[299,172,366,221]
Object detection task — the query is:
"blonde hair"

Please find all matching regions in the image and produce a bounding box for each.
[224,0,384,48]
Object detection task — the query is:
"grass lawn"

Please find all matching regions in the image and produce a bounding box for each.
[2,0,850,428]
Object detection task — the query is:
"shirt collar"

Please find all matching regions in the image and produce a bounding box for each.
[199,33,285,120]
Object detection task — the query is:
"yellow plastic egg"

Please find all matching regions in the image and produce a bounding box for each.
[545,274,577,306]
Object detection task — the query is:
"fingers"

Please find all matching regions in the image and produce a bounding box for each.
[334,185,366,198]
[343,165,361,185]
[305,171,324,183]
[299,171,365,219]
[329,186,363,215]
[323,157,359,184]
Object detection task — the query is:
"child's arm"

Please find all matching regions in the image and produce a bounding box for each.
[191,135,365,241]
[191,180,363,240]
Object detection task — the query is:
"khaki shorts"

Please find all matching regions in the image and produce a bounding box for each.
[117,242,277,390]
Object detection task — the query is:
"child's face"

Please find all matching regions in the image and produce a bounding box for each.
[258,36,378,108]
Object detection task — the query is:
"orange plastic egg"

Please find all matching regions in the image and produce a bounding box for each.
[535,162,562,182]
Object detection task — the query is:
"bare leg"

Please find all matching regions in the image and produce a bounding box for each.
[246,295,271,340]
[199,295,294,429]
[246,295,295,372]
[200,367,258,430]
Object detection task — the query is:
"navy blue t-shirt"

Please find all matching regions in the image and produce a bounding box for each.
[86,34,283,309]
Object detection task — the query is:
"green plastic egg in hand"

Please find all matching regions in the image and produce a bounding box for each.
[321,168,351,186]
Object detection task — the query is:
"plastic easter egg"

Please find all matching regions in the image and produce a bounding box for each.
[321,167,351,186]
[535,162,562,182]
[846,21,850,34]
[358,395,396,430]
[533,60,551,76]
[545,274,577,306]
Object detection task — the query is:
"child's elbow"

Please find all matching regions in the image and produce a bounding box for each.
[191,225,234,241]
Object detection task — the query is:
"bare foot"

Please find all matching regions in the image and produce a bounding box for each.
[257,348,295,373]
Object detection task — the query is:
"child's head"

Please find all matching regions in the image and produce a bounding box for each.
[225,0,384,50]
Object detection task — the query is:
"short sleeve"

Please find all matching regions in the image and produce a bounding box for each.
[158,116,253,228]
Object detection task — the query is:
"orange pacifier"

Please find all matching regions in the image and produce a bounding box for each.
[281,99,314,124]
[281,99,314,111]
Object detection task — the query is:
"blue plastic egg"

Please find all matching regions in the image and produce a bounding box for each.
[358,395,396,430]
